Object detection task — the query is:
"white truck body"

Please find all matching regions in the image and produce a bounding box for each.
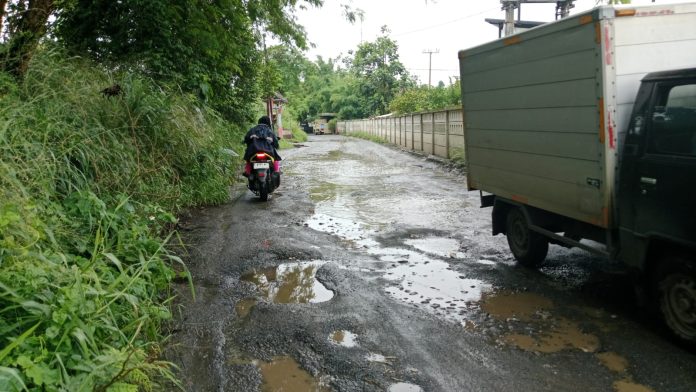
[459,3,696,229]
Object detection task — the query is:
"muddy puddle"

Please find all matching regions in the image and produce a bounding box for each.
[258,356,329,392]
[597,352,629,373]
[483,291,601,353]
[388,382,423,392]
[613,379,655,392]
[241,261,333,304]
[235,298,257,318]
[328,330,358,347]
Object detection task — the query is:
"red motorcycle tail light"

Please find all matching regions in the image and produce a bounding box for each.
[256,153,266,159]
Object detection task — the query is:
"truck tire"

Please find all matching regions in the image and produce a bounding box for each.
[505,207,548,268]
[656,257,696,344]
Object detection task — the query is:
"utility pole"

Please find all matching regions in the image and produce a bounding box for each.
[422,49,439,86]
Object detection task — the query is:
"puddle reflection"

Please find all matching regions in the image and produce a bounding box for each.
[241,261,333,304]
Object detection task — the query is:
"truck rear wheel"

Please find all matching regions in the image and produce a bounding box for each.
[505,207,548,268]
[656,257,696,343]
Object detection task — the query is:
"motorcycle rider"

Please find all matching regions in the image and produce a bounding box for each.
[243,115,281,179]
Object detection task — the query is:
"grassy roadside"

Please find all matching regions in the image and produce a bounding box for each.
[344,131,388,144]
[0,50,244,391]
[279,128,308,149]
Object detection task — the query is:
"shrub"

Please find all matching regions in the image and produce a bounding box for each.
[0,48,243,391]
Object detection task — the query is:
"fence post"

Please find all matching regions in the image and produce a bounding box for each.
[419,114,424,152]
[445,110,450,159]
[431,113,436,155]
[411,114,415,151]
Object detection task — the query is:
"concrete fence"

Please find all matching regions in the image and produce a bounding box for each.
[336,108,465,160]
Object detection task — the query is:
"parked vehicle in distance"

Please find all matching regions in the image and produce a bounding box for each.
[459,3,696,342]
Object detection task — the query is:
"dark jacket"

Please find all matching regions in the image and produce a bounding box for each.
[243,124,281,161]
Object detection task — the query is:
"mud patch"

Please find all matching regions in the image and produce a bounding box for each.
[329,330,358,347]
[613,379,655,392]
[258,356,329,392]
[502,318,600,353]
[482,291,554,321]
[597,352,629,373]
[484,291,600,353]
[388,382,423,392]
[241,261,333,304]
[235,298,257,318]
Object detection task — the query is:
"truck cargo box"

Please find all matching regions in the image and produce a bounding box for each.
[459,3,696,228]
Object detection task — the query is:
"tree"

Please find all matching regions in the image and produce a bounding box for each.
[1,0,55,77]
[52,0,320,123]
[351,26,414,115]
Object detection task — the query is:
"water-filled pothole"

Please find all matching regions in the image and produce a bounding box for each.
[241,261,333,304]
[388,382,423,392]
[258,356,329,392]
[365,353,390,363]
[328,330,358,347]
[380,248,492,322]
[404,237,465,259]
[482,291,600,353]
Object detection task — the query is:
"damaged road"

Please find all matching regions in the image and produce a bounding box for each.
[167,135,696,392]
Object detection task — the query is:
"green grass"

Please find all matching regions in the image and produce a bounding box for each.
[449,148,467,170]
[344,131,388,144]
[0,48,244,391]
[278,127,308,149]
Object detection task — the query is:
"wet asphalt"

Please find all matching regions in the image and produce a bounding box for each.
[167,135,696,392]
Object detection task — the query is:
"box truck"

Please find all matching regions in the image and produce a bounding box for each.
[459,3,696,342]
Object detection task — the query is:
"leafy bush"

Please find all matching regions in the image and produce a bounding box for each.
[0,49,243,391]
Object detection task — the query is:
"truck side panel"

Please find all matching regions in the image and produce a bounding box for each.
[461,17,606,226]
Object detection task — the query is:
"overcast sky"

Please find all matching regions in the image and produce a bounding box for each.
[296,0,693,85]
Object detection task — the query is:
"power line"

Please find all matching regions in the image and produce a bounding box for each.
[393,7,500,37]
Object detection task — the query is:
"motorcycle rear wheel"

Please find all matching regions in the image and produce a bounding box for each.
[259,181,269,201]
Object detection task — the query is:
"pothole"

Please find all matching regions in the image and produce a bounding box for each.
[365,353,390,363]
[306,213,368,241]
[381,248,492,322]
[404,237,465,259]
[482,291,600,354]
[328,330,358,347]
[258,356,329,392]
[596,352,629,373]
[388,382,423,392]
[613,379,655,392]
[235,298,257,318]
[241,261,333,304]
[481,291,554,322]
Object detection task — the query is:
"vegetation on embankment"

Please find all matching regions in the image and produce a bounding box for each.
[0,50,244,391]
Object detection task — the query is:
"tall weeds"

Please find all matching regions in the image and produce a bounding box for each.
[0,49,244,391]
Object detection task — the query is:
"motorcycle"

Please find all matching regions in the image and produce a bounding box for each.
[247,152,280,201]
